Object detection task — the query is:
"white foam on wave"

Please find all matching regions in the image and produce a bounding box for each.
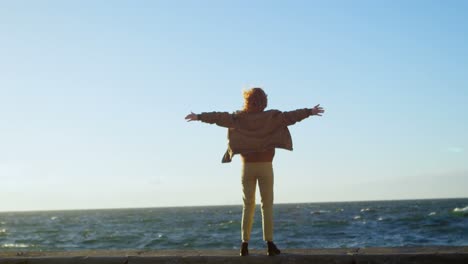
[428,212,437,216]
[2,243,30,248]
[353,215,361,220]
[51,216,58,221]
[453,206,468,213]
[0,228,6,234]
[219,220,234,226]
[311,210,330,215]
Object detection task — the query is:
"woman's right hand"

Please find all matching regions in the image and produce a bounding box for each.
[311,104,324,116]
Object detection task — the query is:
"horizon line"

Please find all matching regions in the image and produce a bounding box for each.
[1,196,467,214]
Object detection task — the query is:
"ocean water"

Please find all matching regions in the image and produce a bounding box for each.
[1,198,467,251]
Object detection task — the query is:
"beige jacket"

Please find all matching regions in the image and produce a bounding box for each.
[198,108,314,163]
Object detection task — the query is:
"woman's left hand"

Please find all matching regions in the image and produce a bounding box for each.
[185,112,199,121]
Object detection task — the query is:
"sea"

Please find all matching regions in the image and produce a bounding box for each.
[1,198,467,251]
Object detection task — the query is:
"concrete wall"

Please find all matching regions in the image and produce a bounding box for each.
[1,247,467,264]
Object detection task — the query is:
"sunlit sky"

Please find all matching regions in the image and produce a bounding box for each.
[1,1,467,212]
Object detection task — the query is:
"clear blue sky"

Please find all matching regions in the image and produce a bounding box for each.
[1,1,467,212]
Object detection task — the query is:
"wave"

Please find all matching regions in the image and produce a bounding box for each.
[360,208,376,213]
[1,243,31,248]
[310,210,330,215]
[453,206,468,215]
[218,220,235,226]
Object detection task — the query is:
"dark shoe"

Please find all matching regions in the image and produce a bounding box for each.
[267,241,281,256]
[240,242,249,256]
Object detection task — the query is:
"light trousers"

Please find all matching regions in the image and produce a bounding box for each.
[241,162,274,242]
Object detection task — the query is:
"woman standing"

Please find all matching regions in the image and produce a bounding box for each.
[185,88,324,256]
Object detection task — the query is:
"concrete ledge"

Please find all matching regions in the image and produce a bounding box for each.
[0,247,467,264]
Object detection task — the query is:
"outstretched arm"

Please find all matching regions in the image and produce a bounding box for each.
[185,111,239,128]
[282,104,325,126]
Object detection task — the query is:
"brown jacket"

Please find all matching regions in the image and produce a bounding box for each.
[198,108,314,163]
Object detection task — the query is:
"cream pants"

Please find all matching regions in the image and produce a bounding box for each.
[241,162,274,242]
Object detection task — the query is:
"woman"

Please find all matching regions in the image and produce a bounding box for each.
[185,88,324,256]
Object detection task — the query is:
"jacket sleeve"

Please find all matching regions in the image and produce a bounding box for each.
[198,111,239,128]
[282,108,313,126]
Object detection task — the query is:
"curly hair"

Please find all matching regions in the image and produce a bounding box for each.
[242,87,268,113]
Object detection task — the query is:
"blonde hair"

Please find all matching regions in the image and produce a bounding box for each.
[242,87,268,113]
